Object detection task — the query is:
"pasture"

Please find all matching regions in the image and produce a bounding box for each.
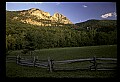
[6,45,117,78]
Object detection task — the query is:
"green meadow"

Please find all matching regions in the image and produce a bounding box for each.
[6,45,117,78]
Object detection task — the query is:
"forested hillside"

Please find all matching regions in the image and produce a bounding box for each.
[6,11,117,51]
[75,19,117,32]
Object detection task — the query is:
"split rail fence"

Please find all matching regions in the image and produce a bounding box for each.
[6,55,117,72]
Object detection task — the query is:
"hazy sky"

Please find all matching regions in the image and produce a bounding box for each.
[6,2,117,24]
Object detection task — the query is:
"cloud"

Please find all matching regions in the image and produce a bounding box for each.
[26,2,44,4]
[56,2,61,5]
[6,2,44,4]
[101,13,112,18]
[33,2,43,4]
[82,5,87,8]
[113,12,117,17]
[101,12,117,18]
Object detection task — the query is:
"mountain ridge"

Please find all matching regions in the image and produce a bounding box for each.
[7,8,73,26]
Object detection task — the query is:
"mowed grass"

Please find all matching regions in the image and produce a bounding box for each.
[6,45,117,78]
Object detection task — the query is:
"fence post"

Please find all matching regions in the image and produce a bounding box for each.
[36,56,38,61]
[93,56,97,71]
[33,56,36,67]
[89,59,93,70]
[16,55,20,64]
[48,57,53,72]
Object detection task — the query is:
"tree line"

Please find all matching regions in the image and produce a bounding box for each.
[6,22,117,51]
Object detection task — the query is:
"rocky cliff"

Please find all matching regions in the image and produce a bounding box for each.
[12,8,73,26]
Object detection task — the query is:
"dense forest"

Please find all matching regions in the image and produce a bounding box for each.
[6,11,117,51]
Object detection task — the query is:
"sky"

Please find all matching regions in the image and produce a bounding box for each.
[6,2,117,24]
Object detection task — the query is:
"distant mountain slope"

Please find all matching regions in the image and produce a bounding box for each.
[6,8,73,26]
[75,19,117,32]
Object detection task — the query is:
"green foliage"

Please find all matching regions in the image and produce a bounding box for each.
[6,11,117,51]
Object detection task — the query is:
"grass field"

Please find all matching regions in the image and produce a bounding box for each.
[6,45,117,78]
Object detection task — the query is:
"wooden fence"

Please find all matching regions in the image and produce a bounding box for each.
[6,55,117,72]
[6,56,16,62]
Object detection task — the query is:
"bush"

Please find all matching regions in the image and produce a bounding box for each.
[21,49,29,54]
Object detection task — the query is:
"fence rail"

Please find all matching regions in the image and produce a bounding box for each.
[53,58,93,64]
[96,58,117,61]
[6,55,117,72]
[6,56,16,62]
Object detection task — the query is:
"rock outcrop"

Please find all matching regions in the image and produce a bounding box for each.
[13,8,73,26]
